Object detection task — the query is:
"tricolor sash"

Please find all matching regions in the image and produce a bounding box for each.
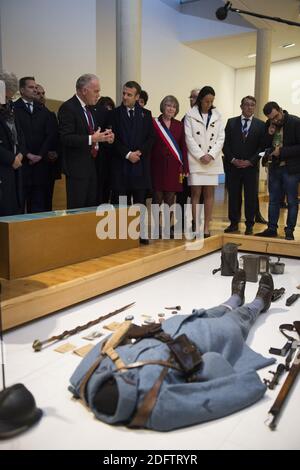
[153,118,183,165]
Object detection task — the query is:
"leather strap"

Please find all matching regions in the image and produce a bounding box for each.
[128,361,171,428]
[79,350,104,406]
[105,346,126,371]
[118,359,181,372]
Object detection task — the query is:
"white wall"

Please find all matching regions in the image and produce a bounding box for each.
[0,0,236,119]
[234,57,300,116]
[96,0,116,101]
[141,0,236,121]
[0,0,97,100]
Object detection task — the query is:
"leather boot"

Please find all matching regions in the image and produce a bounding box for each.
[255,272,274,313]
[231,269,246,305]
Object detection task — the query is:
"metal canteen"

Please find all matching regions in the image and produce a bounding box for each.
[269,257,285,275]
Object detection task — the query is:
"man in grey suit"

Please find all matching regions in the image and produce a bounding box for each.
[223,96,265,235]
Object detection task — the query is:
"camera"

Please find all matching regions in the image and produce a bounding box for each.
[261,147,275,167]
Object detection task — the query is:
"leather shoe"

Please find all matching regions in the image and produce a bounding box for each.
[245,227,253,235]
[231,269,246,305]
[204,232,211,238]
[224,224,239,233]
[255,228,277,238]
[139,238,149,245]
[285,230,294,241]
[255,272,274,313]
[255,213,268,224]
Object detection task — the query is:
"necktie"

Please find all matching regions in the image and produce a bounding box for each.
[242,118,249,140]
[85,106,97,158]
[129,109,134,120]
[26,102,33,113]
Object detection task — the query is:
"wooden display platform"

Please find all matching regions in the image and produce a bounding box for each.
[1,233,299,331]
[0,207,138,279]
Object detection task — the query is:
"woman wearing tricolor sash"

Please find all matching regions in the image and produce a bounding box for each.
[151,95,188,237]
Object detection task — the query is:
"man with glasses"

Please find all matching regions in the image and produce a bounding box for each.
[256,102,300,241]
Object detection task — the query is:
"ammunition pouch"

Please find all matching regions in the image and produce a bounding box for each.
[168,334,202,376]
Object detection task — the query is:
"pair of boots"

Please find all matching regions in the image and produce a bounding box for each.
[231,269,274,313]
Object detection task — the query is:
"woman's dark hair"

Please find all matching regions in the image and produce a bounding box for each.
[195,86,215,111]
[139,90,149,105]
[97,96,115,110]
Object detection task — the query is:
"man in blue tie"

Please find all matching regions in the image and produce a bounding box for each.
[223,96,265,235]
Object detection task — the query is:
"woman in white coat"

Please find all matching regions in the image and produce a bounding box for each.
[184,86,225,237]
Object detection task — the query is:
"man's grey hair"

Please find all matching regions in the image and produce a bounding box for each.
[0,71,18,95]
[76,74,99,91]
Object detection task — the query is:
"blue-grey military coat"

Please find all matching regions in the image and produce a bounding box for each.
[69,309,274,431]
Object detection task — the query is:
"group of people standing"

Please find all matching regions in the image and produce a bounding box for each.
[0,72,59,216]
[0,71,299,241]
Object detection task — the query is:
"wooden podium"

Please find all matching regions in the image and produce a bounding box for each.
[0,206,139,279]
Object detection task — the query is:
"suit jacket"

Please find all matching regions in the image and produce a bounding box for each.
[109,104,155,191]
[58,95,100,179]
[223,116,265,169]
[14,98,56,184]
[0,112,25,216]
[47,110,61,180]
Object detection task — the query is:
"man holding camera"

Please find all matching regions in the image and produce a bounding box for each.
[256,102,300,241]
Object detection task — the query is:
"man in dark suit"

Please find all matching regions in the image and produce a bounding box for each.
[58,74,114,209]
[34,83,60,211]
[14,76,57,213]
[223,96,265,235]
[109,81,155,243]
[0,72,25,216]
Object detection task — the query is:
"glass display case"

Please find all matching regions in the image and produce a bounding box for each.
[0,206,138,279]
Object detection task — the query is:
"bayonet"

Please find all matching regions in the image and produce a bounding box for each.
[32,302,135,352]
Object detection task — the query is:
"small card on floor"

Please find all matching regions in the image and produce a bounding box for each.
[82,330,104,341]
[103,322,121,331]
[54,343,76,353]
[73,344,94,357]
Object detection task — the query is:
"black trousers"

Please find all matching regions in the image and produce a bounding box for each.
[227,167,257,227]
[66,171,97,209]
[111,189,147,238]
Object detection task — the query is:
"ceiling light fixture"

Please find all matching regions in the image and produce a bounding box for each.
[280,43,296,48]
[247,53,256,58]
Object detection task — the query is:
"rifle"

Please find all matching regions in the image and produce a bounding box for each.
[32,302,135,352]
[266,321,300,430]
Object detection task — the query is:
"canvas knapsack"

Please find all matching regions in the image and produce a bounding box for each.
[212,243,240,276]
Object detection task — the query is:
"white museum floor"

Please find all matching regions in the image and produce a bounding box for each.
[1,251,300,450]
